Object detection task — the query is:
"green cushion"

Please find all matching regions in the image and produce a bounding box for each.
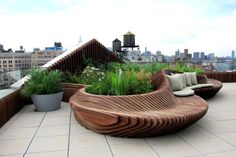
[173,89,194,97]
[165,75,184,91]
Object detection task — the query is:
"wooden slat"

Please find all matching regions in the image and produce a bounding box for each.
[69,70,209,137]
[47,39,122,73]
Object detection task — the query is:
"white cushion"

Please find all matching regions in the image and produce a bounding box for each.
[165,75,184,91]
[187,83,214,90]
[190,72,198,85]
[184,73,192,86]
[173,89,194,97]
[171,73,186,88]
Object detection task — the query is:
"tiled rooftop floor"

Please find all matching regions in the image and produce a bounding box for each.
[1,83,236,157]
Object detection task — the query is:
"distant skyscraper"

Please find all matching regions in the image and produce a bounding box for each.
[193,52,200,61]
[184,49,188,59]
[145,47,147,53]
[78,36,82,46]
[200,52,205,60]
[207,53,215,60]
[0,44,3,50]
[232,50,235,59]
[156,50,161,56]
[175,49,180,59]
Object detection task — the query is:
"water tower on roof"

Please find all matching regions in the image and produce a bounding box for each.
[112,38,122,52]
[123,31,139,50]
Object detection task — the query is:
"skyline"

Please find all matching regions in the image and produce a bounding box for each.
[0,0,236,57]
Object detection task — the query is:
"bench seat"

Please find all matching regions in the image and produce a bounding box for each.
[69,70,209,137]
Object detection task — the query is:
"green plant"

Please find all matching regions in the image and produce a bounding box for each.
[106,62,121,73]
[21,69,62,97]
[63,66,105,85]
[121,63,140,72]
[143,62,168,75]
[168,62,204,74]
[86,69,153,96]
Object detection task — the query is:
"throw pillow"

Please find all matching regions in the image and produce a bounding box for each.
[184,72,198,85]
[165,75,184,91]
[190,72,198,85]
[171,73,186,88]
[184,73,192,86]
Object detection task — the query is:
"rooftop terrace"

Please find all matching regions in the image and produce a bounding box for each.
[0,83,236,157]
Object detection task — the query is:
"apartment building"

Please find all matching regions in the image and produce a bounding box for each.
[31,42,64,67]
[0,51,31,73]
[31,49,63,67]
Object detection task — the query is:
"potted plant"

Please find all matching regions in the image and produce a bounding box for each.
[21,68,63,112]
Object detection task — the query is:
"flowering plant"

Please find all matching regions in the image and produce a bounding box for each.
[80,66,105,84]
[64,66,104,85]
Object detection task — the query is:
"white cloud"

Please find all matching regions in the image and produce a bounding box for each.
[0,0,236,56]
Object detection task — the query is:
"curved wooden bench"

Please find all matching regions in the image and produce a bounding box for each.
[194,78,222,99]
[163,69,223,99]
[69,71,208,137]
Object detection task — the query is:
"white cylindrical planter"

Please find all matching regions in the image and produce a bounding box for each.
[32,92,63,112]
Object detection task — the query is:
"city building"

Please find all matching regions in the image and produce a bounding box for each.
[232,50,235,59]
[207,53,215,60]
[31,42,64,67]
[193,52,200,61]
[31,49,64,67]
[0,46,31,88]
[200,52,205,60]
[184,49,188,59]
[0,50,31,73]
[143,47,152,56]
[45,42,63,51]
[179,53,185,59]
[175,49,180,59]
[155,50,164,62]
[0,44,3,51]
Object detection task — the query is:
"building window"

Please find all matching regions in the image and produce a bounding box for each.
[9,60,12,63]
[3,61,7,64]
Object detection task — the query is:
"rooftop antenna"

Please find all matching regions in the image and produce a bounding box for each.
[78,35,82,46]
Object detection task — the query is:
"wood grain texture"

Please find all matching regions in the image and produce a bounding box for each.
[70,71,209,137]
[0,90,25,127]
[62,83,87,102]
[194,78,222,99]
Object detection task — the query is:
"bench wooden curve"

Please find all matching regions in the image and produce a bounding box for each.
[69,70,208,137]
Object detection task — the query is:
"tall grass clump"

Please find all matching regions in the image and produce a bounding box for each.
[21,69,62,97]
[86,69,153,96]
[143,62,168,75]
[168,60,204,74]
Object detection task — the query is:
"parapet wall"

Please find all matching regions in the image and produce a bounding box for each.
[205,72,236,82]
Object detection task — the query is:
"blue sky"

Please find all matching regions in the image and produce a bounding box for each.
[0,0,236,56]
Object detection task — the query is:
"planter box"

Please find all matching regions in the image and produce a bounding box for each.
[62,83,87,102]
[32,92,63,112]
[69,85,208,137]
